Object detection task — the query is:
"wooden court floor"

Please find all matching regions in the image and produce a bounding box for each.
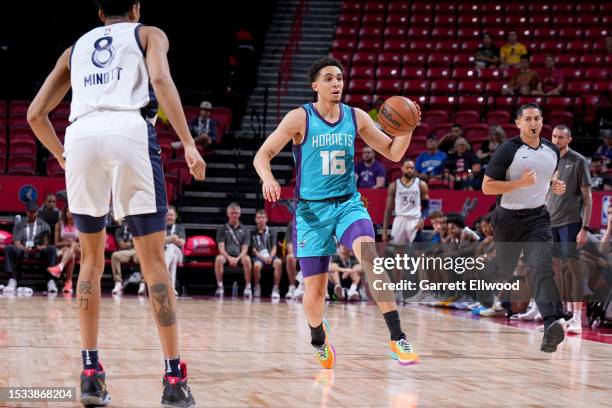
[0,294,610,408]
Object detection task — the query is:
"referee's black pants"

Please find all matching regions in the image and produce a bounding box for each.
[491,205,564,320]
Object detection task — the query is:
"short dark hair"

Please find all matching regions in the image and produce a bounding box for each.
[94,0,139,17]
[308,57,344,83]
[428,210,445,220]
[446,212,465,229]
[255,209,267,216]
[591,155,603,164]
[520,54,530,62]
[451,123,462,129]
[516,103,543,118]
[553,125,572,137]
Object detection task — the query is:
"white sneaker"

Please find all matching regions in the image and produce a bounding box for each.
[215,286,224,296]
[47,279,58,293]
[534,312,543,322]
[334,284,345,300]
[479,303,505,317]
[566,319,583,334]
[271,287,280,300]
[244,287,253,297]
[325,292,330,300]
[4,279,17,293]
[516,304,540,321]
[358,286,367,300]
[138,282,146,296]
[293,284,305,301]
[347,288,360,301]
[174,288,178,297]
[112,282,123,295]
[253,285,261,298]
[285,284,296,299]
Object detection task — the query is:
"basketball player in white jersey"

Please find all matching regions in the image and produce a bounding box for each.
[27,1,203,406]
[382,160,429,245]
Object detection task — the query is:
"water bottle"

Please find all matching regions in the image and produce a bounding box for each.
[232,281,238,298]
[14,214,22,225]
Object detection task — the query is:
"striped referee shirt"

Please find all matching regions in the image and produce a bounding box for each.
[485,136,560,210]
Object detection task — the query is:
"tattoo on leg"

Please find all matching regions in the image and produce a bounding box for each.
[150,283,176,327]
[79,297,89,310]
[79,281,92,295]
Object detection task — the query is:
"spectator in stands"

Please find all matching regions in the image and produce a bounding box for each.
[502,55,539,96]
[329,244,361,301]
[47,206,79,294]
[251,209,282,299]
[187,100,217,149]
[499,30,528,68]
[111,221,138,295]
[595,132,612,164]
[477,125,506,166]
[437,124,463,154]
[474,32,500,68]
[415,135,447,181]
[464,162,484,191]
[589,156,611,191]
[284,221,299,299]
[215,202,252,297]
[533,55,563,96]
[3,202,57,293]
[164,206,186,296]
[445,137,479,190]
[355,146,386,188]
[428,211,448,244]
[38,193,61,243]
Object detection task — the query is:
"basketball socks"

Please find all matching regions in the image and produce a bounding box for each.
[310,322,326,348]
[383,310,405,341]
[573,310,581,322]
[165,357,181,378]
[82,350,100,371]
[350,283,357,292]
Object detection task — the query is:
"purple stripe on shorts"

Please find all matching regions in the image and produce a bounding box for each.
[299,256,331,278]
[340,218,375,249]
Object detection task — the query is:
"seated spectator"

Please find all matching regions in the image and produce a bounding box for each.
[533,55,563,96]
[172,100,218,150]
[251,209,282,300]
[329,245,361,301]
[3,202,57,293]
[38,194,61,243]
[474,32,500,68]
[444,212,480,245]
[47,206,80,294]
[355,146,386,188]
[164,206,186,296]
[477,125,506,165]
[590,156,612,191]
[437,124,463,154]
[500,30,528,68]
[428,211,448,244]
[595,133,612,164]
[111,221,139,295]
[464,162,484,191]
[502,55,539,96]
[215,203,252,297]
[284,221,299,299]
[445,137,479,190]
[415,135,447,181]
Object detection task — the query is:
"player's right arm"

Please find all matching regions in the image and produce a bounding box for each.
[382,181,396,242]
[140,26,205,180]
[482,142,536,195]
[253,108,306,202]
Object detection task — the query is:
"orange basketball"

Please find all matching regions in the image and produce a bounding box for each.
[377,96,421,137]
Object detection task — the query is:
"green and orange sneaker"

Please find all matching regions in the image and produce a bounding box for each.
[315,319,336,369]
[389,337,419,365]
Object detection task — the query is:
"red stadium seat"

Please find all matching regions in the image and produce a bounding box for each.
[10,140,37,157]
[541,125,553,140]
[593,82,612,94]
[330,51,352,67]
[486,111,512,125]
[585,68,610,82]
[528,16,551,27]
[344,94,372,111]
[427,54,452,68]
[575,16,600,28]
[532,28,558,41]
[426,68,452,80]
[516,96,544,108]
[411,3,433,14]
[337,14,360,28]
[552,16,574,26]
[157,130,178,146]
[505,3,527,15]
[452,55,474,68]
[46,157,64,177]
[565,82,592,96]
[375,79,402,96]
[10,129,36,143]
[458,96,486,112]
[477,3,503,14]
[555,55,578,68]
[352,52,376,67]
[409,15,433,28]
[431,28,456,40]
[452,68,478,81]
[552,4,574,15]
[51,116,69,132]
[335,27,358,40]
[402,53,427,68]
[481,16,504,29]
[592,41,608,55]
[51,103,70,118]
[428,96,456,115]
[457,30,480,41]
[383,40,409,53]
[584,28,608,41]
[9,116,29,129]
[9,100,29,116]
[501,124,518,136]
[464,124,490,144]
[453,110,480,127]
[460,40,481,52]
[494,96,516,112]
[184,236,218,257]
[412,123,431,139]
[545,97,574,113]
[457,81,484,95]
[0,100,6,118]
[375,67,401,79]
[348,79,375,94]
[575,3,598,14]
[478,69,503,81]
[429,80,457,95]
[556,28,581,41]
[600,3,612,13]
[548,112,574,127]
[341,1,362,14]
[433,15,457,28]
[539,41,564,54]
[384,27,407,40]
[422,110,449,127]
[435,3,458,14]
[579,55,604,68]
[528,4,551,14]
[403,80,430,95]
[364,2,386,14]
[350,66,375,80]
[387,1,409,14]
[357,40,381,52]
[435,41,461,54]
[7,156,36,176]
[377,53,401,67]
[362,14,385,27]
[359,27,382,40]
[484,81,504,95]
[432,123,453,139]
[386,14,409,27]
[409,40,435,53]
[406,27,430,40]
[400,67,426,79]
[566,41,591,55]
[530,55,547,68]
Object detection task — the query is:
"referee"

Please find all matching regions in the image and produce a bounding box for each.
[482,103,567,353]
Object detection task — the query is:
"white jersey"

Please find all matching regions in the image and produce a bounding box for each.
[69,22,156,122]
[394,178,422,218]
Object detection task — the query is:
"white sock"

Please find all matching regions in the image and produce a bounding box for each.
[273,285,279,290]
[58,262,64,271]
[217,281,223,287]
[350,283,357,292]
[245,283,251,289]
[573,310,581,322]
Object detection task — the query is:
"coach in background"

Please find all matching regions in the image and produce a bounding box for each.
[546,125,592,334]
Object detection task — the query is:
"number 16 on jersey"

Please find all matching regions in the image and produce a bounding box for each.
[320,150,346,175]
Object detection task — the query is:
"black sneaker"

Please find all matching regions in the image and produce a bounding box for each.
[161,361,195,408]
[540,319,566,353]
[80,363,111,407]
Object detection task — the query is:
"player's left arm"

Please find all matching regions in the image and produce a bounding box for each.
[354,107,418,162]
[27,47,72,168]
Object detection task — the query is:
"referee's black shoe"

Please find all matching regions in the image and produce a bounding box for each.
[540,318,566,353]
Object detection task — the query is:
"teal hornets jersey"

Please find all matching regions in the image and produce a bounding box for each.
[293,103,357,200]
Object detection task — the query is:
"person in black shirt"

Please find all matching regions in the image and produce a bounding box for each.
[445,137,479,190]
[482,103,567,353]
[474,32,500,68]
[329,245,361,301]
[215,203,252,296]
[37,194,61,244]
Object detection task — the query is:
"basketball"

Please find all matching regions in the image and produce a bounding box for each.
[377,96,421,137]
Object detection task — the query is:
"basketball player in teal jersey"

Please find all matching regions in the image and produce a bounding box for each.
[254,57,420,367]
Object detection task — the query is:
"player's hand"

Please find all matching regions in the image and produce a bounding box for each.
[262,178,281,202]
[55,153,66,170]
[184,144,206,180]
[518,168,537,187]
[551,178,566,195]
[417,219,425,230]
[382,232,389,243]
[576,228,588,248]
